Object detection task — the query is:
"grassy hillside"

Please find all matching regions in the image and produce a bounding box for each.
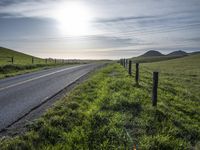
[0,54,200,149]
[132,50,190,63]
[0,47,45,65]
[131,55,187,63]
[0,47,87,79]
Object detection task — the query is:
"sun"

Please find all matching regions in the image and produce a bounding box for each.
[53,2,93,36]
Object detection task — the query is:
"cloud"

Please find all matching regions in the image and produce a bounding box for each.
[95,15,156,23]
[0,0,60,18]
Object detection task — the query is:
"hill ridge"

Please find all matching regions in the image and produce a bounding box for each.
[139,50,164,57]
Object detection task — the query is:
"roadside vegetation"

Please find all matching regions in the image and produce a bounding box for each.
[0,47,89,79]
[0,54,200,149]
[0,47,44,65]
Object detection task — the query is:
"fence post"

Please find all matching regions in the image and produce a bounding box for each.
[128,60,132,76]
[45,59,47,64]
[135,63,139,85]
[55,59,56,64]
[11,57,14,64]
[32,57,34,64]
[152,72,159,106]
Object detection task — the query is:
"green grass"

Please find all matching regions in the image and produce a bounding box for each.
[131,55,187,63]
[0,54,200,149]
[0,47,86,79]
[0,64,75,79]
[0,47,47,65]
[0,47,61,79]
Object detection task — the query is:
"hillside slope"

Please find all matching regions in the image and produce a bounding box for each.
[132,50,189,63]
[144,53,200,75]
[0,47,43,65]
[167,50,188,56]
[139,50,164,57]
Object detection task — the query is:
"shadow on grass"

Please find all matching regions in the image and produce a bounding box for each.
[101,100,142,117]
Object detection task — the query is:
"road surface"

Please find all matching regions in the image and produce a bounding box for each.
[0,63,103,131]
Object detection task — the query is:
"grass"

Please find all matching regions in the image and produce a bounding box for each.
[0,54,200,149]
[0,47,87,79]
[0,47,62,79]
[0,64,75,79]
[131,55,188,63]
[0,47,46,65]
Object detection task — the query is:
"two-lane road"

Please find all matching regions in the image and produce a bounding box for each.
[0,63,103,131]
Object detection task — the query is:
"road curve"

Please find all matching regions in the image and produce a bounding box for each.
[0,63,103,131]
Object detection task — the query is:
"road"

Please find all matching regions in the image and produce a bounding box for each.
[0,63,103,131]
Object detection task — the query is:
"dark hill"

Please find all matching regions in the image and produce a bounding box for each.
[139,50,164,57]
[167,50,188,56]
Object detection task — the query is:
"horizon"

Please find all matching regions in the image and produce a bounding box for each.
[0,0,200,59]
[1,46,198,60]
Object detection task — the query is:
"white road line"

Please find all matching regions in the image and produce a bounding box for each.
[0,65,83,92]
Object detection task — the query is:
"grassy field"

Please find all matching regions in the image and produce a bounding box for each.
[0,64,74,79]
[0,47,47,65]
[0,54,200,149]
[131,55,188,63]
[0,47,88,79]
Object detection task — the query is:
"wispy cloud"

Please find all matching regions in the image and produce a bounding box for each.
[95,15,155,23]
[0,0,60,18]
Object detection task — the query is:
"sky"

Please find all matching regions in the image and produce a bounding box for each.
[0,0,200,59]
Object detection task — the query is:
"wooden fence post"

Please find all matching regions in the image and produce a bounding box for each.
[128,60,132,76]
[126,59,128,68]
[11,57,14,64]
[32,57,34,64]
[135,63,139,85]
[152,72,159,106]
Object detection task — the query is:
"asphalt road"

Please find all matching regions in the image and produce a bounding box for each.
[0,63,103,131]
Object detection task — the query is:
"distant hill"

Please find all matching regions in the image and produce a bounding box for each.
[190,51,200,55]
[0,47,43,65]
[167,50,188,56]
[132,50,190,63]
[139,50,164,57]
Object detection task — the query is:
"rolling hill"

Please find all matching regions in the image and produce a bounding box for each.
[0,47,44,65]
[167,50,188,56]
[132,50,190,63]
[139,50,164,57]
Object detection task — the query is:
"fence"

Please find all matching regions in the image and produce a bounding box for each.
[0,56,87,65]
[0,56,14,64]
[120,58,159,107]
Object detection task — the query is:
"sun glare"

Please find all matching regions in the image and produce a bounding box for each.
[54,2,93,36]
